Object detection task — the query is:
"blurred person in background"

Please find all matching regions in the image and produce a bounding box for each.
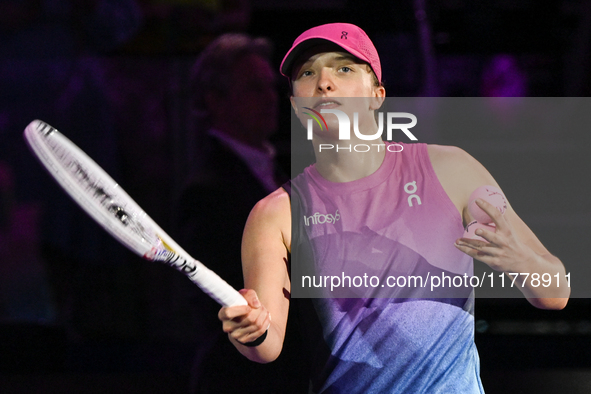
[176,33,307,393]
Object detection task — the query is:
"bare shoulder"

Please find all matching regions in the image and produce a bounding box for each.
[244,186,292,255]
[428,143,496,183]
[250,187,291,218]
[427,144,499,222]
[427,144,479,170]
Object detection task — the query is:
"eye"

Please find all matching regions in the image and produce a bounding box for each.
[295,69,313,80]
[339,66,352,73]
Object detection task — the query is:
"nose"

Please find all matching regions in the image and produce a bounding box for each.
[317,69,334,93]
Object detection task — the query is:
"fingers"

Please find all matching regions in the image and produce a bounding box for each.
[455,237,493,258]
[455,226,512,270]
[457,222,497,248]
[232,309,272,344]
[458,195,534,273]
[240,288,262,308]
[217,289,261,321]
[218,289,271,344]
[218,303,251,321]
[456,220,500,258]
[472,225,499,245]
[474,198,506,229]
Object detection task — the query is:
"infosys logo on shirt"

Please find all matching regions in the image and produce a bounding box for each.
[303,210,340,226]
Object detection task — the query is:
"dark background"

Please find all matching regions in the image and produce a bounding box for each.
[0,0,590,392]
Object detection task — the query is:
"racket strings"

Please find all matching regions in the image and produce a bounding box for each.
[26,120,244,306]
[39,124,161,251]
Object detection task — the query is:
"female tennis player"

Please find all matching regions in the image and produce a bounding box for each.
[218,23,570,393]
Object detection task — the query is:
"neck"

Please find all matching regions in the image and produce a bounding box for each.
[311,115,387,182]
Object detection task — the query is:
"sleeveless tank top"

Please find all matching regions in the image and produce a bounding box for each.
[288,142,484,393]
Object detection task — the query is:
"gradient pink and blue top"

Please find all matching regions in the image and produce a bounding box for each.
[289,142,484,393]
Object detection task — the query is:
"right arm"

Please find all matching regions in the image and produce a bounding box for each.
[217,187,292,363]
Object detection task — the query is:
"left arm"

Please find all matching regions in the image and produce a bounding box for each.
[429,145,570,310]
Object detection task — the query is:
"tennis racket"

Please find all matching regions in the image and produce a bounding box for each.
[24,119,247,307]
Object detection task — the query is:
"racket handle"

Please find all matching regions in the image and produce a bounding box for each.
[190,261,248,307]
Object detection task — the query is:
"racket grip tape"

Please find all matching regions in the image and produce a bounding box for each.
[190,263,248,307]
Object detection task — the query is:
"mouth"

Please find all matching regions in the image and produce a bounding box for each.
[313,99,341,110]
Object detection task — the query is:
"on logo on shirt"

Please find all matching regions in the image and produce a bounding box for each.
[404,181,422,207]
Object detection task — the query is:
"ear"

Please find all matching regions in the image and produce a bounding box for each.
[374,84,386,98]
[369,88,385,111]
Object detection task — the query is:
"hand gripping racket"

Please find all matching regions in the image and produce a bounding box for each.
[24,120,247,307]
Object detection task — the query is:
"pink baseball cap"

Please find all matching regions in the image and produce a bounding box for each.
[280,23,382,82]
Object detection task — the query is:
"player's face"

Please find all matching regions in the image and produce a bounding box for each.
[290,49,383,99]
[289,45,385,141]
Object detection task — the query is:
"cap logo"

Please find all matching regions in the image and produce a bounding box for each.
[341,31,348,39]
